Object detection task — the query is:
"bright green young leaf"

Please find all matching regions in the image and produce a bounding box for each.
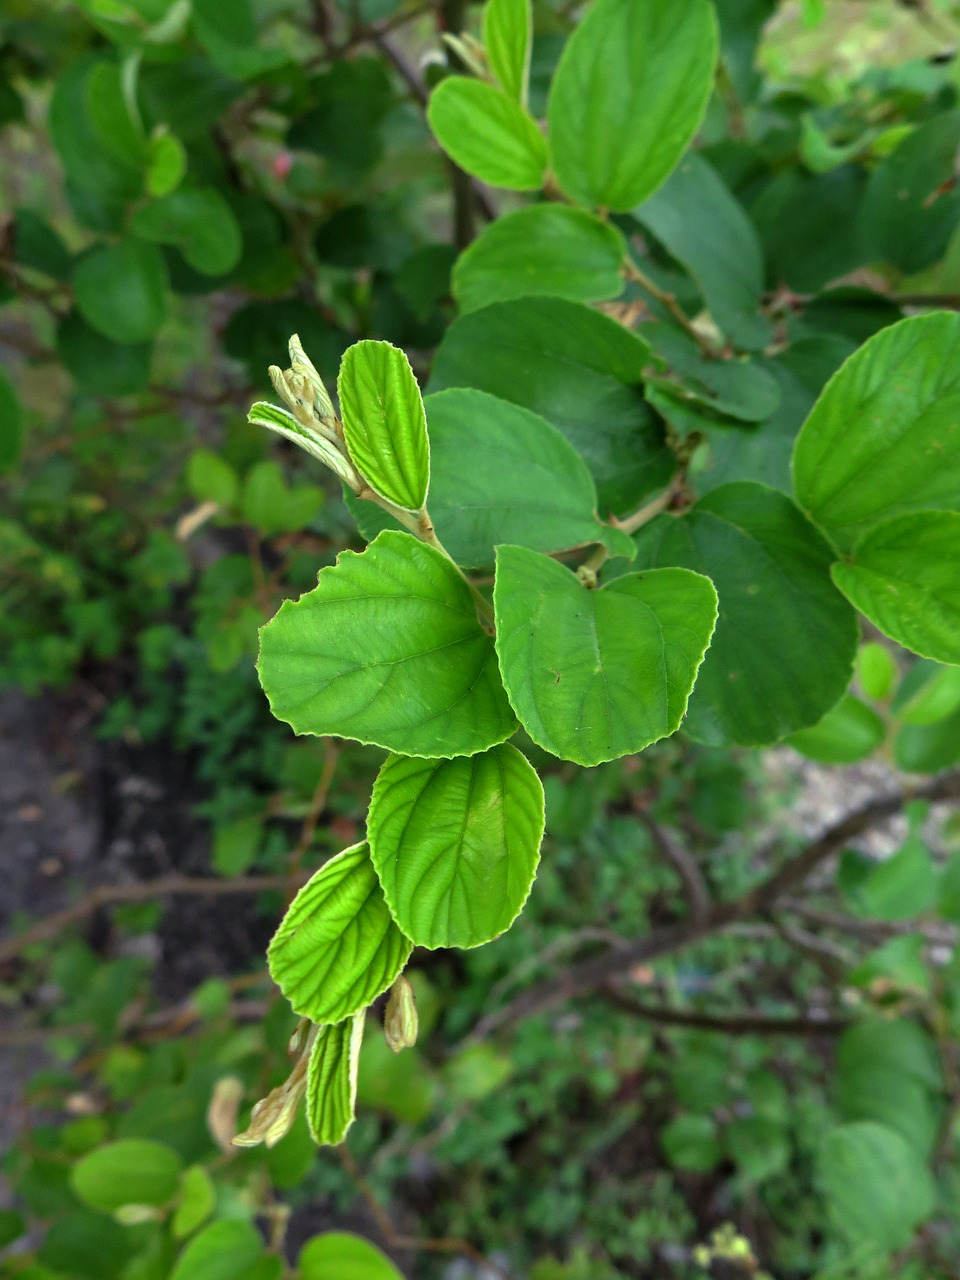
[634,153,771,351]
[430,297,673,515]
[898,664,960,725]
[306,1013,365,1146]
[132,187,243,276]
[832,511,960,666]
[170,1218,264,1280]
[146,131,188,197]
[547,0,718,212]
[793,312,960,552]
[452,205,625,313]
[171,1166,216,1239]
[785,694,885,765]
[855,835,938,924]
[857,641,897,701]
[73,240,168,344]
[427,76,547,191]
[300,1233,403,1280]
[632,483,859,746]
[71,1139,183,1212]
[268,841,412,1023]
[258,530,516,757]
[483,0,531,105]
[338,340,429,511]
[368,744,544,949]
[0,367,24,473]
[188,449,238,509]
[494,548,718,766]
[818,1122,937,1251]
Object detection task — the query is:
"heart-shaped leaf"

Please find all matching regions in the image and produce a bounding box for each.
[268,842,412,1025]
[258,530,516,758]
[368,744,544,949]
[306,1014,365,1147]
[493,547,718,766]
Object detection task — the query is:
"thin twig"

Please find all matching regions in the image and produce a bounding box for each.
[624,256,719,358]
[601,987,850,1037]
[635,807,711,922]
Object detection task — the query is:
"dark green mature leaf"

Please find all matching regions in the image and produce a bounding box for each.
[635,153,771,350]
[428,76,547,191]
[786,694,884,764]
[368,744,544,949]
[632,483,858,746]
[71,1140,183,1212]
[170,1219,264,1280]
[338,340,430,511]
[860,111,960,274]
[73,241,168,344]
[895,707,960,773]
[0,367,24,473]
[452,205,625,312]
[48,60,141,207]
[258,531,515,757]
[547,0,718,212]
[836,1018,943,1159]
[40,1210,135,1280]
[288,58,394,184]
[85,61,145,168]
[268,842,412,1024]
[306,1014,365,1146]
[299,1233,403,1280]
[832,512,960,665]
[495,548,718,766]
[484,0,532,105]
[818,1122,937,1251]
[430,297,673,514]
[793,313,960,552]
[132,187,243,276]
[56,313,152,397]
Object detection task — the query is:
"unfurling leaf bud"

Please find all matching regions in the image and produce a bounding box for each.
[384,975,418,1053]
[232,1021,317,1149]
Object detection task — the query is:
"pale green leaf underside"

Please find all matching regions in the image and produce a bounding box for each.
[306,1014,365,1147]
[338,340,429,511]
[268,841,412,1025]
[427,76,547,192]
[483,0,531,105]
[257,530,517,758]
[832,511,960,666]
[547,0,718,212]
[368,744,544,949]
[631,482,859,747]
[793,311,960,552]
[452,205,625,313]
[494,547,719,766]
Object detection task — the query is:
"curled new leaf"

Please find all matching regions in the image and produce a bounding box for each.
[307,1013,365,1147]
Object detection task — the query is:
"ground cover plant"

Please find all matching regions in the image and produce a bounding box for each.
[4,1,960,1277]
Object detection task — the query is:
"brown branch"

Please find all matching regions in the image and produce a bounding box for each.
[601,988,849,1037]
[0,872,310,964]
[473,770,960,1036]
[635,808,711,922]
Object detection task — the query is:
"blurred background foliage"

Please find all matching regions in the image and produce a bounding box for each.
[4,1,960,1278]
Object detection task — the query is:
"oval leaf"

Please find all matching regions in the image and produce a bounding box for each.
[368,744,544,949]
[71,1140,184,1213]
[494,548,718,766]
[427,76,547,191]
[73,240,168,344]
[632,482,859,746]
[299,1232,403,1280]
[307,1014,365,1147]
[170,1219,263,1280]
[268,841,412,1024]
[452,205,625,313]
[547,0,718,212]
[131,187,243,276]
[785,694,885,765]
[338,340,429,511]
[793,312,960,552]
[258,530,516,758]
[832,511,960,666]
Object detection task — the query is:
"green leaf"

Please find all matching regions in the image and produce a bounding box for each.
[632,482,858,746]
[242,460,323,535]
[547,0,718,212]
[188,449,238,508]
[785,694,885,765]
[427,76,547,191]
[430,297,673,515]
[483,0,532,105]
[132,187,243,276]
[171,1166,216,1239]
[832,511,960,666]
[86,61,145,168]
[899,664,960,725]
[494,548,718,766]
[442,1042,513,1101]
[258,530,516,757]
[349,388,634,568]
[895,707,960,774]
[170,1219,264,1280]
[73,240,168,344]
[855,835,939,924]
[338,340,430,511]
[818,1122,937,1251]
[793,312,960,553]
[49,59,141,209]
[299,1232,403,1280]
[212,815,262,875]
[56,312,152,397]
[268,841,412,1023]
[306,1013,365,1146]
[857,641,897,701]
[0,366,24,473]
[634,153,771,351]
[725,1116,790,1183]
[146,131,188,197]
[452,205,625,313]
[71,1139,183,1212]
[368,744,544,949]
[662,1114,722,1172]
